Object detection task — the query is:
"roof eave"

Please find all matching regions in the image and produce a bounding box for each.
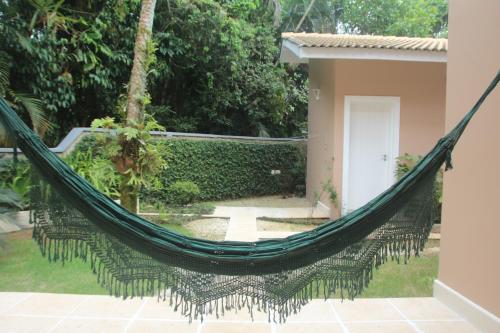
[280,40,447,64]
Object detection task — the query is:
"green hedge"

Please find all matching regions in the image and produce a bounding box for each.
[73,136,306,203]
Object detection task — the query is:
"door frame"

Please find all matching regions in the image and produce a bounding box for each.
[341,96,400,214]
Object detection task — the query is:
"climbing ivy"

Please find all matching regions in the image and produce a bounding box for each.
[72,136,306,203]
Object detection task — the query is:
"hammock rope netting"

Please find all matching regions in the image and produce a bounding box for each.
[0,72,498,322]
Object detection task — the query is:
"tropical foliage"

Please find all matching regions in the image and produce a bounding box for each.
[166,181,201,206]
[0,0,138,144]
[0,157,30,212]
[89,115,167,211]
[396,153,443,222]
[1,0,448,146]
[282,0,448,37]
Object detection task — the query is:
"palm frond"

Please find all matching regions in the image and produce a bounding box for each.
[8,90,53,136]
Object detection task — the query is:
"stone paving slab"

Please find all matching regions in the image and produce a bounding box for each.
[224,208,258,241]
[0,293,482,333]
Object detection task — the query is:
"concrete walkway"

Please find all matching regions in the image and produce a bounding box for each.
[217,206,329,242]
[0,292,481,333]
[223,208,259,241]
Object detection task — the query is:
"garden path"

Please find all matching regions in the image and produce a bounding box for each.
[217,205,329,241]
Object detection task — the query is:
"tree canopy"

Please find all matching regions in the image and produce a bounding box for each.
[282,0,448,36]
[0,0,448,144]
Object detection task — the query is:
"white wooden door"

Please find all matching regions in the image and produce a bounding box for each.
[342,96,400,213]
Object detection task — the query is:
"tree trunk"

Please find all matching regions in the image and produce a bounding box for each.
[126,0,158,124]
[120,175,138,213]
[295,0,317,32]
[120,0,157,213]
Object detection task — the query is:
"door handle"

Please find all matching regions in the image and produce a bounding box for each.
[382,154,387,161]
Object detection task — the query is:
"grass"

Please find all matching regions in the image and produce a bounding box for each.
[0,231,108,295]
[308,254,439,299]
[0,225,192,295]
[0,230,438,298]
[359,254,438,298]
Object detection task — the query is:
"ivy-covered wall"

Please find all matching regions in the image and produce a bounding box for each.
[154,139,305,202]
[73,136,306,203]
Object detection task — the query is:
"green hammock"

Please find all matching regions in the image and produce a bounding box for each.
[0,72,498,322]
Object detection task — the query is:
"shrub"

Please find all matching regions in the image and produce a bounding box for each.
[166,181,200,206]
[65,149,120,199]
[396,153,443,223]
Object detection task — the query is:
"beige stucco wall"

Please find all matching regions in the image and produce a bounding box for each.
[307,59,446,216]
[306,60,336,206]
[438,0,500,316]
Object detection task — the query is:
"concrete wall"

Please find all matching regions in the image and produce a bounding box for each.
[307,59,446,216]
[438,0,500,317]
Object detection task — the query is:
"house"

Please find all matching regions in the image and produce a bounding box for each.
[281,1,500,328]
[280,33,447,216]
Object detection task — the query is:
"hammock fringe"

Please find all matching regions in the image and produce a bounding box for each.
[29,174,435,322]
[32,225,432,322]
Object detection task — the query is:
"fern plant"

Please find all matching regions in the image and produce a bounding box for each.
[65,149,121,198]
[91,115,167,212]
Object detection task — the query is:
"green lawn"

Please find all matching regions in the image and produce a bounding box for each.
[0,229,438,298]
[0,225,192,295]
[359,254,438,298]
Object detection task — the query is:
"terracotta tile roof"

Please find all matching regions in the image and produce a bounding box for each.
[282,33,448,52]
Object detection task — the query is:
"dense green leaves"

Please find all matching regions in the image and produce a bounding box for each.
[0,157,31,212]
[0,0,139,144]
[64,148,121,198]
[148,0,302,137]
[151,139,306,201]
[1,0,447,145]
[282,0,448,37]
[166,180,201,205]
[72,136,306,203]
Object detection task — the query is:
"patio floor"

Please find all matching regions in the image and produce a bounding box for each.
[0,292,481,333]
